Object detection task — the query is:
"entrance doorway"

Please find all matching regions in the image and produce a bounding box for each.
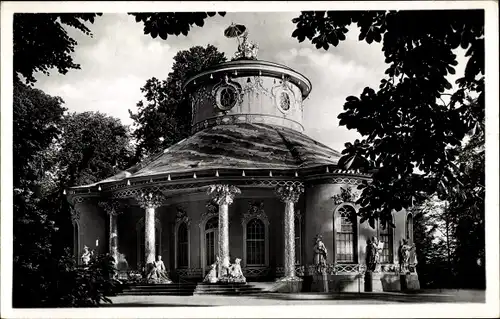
[205,217,219,267]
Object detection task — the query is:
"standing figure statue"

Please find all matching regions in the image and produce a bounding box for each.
[81,245,91,266]
[313,234,328,274]
[398,238,416,273]
[366,237,384,272]
[147,255,173,284]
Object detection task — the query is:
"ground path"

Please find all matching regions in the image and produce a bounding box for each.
[105,289,485,307]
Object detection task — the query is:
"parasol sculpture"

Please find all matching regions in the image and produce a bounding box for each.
[224,23,247,46]
[224,23,258,60]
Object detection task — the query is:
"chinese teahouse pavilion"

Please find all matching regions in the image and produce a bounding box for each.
[65,25,419,293]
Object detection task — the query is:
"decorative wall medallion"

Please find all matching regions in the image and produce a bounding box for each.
[272,78,297,114]
[175,206,191,226]
[332,186,361,205]
[212,75,243,111]
[242,201,268,225]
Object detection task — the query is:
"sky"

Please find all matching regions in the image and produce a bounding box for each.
[33,11,466,153]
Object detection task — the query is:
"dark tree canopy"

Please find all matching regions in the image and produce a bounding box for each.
[13,13,102,84]
[55,111,136,188]
[129,12,226,40]
[129,44,227,159]
[291,10,485,228]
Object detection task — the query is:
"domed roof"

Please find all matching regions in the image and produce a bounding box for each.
[90,123,342,186]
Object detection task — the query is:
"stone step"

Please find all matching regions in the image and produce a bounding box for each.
[120,291,194,296]
[192,291,263,296]
[126,285,197,289]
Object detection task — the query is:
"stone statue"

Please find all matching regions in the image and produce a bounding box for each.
[81,245,91,265]
[228,258,246,282]
[366,236,383,272]
[313,234,328,274]
[398,238,415,273]
[147,255,172,284]
[235,32,259,60]
[203,262,218,283]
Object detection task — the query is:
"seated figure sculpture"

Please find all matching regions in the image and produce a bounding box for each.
[228,258,246,282]
[147,255,173,284]
[203,262,218,284]
[218,257,246,283]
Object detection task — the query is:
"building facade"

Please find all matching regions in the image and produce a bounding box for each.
[66,58,418,292]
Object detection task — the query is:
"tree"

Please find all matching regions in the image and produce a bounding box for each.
[291,10,484,228]
[14,13,102,84]
[129,45,227,158]
[447,98,485,288]
[13,84,133,307]
[54,111,136,188]
[129,12,226,40]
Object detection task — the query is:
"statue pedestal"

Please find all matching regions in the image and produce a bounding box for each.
[273,276,303,293]
[311,273,329,293]
[364,271,383,292]
[218,275,246,284]
[400,273,420,291]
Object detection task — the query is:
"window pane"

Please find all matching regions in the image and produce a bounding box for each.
[206,231,215,265]
[379,223,393,263]
[335,206,356,263]
[246,219,265,265]
[178,223,188,267]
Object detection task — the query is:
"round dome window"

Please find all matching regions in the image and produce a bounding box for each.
[216,86,238,111]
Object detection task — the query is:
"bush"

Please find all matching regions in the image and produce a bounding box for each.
[13,248,121,308]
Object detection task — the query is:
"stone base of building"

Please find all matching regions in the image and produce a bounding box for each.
[364,271,383,292]
[302,274,364,293]
[401,273,420,291]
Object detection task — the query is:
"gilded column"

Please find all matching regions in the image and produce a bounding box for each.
[98,200,123,264]
[136,191,165,267]
[207,184,241,274]
[276,184,304,281]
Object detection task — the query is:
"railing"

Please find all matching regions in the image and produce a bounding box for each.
[243,267,271,277]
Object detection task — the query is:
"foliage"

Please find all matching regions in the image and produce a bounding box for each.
[291,10,485,228]
[129,12,226,40]
[13,83,132,307]
[13,80,66,306]
[44,251,120,307]
[411,102,484,288]
[129,45,226,158]
[13,13,102,84]
[54,111,136,188]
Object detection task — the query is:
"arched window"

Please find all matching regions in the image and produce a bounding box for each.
[177,223,189,268]
[335,205,357,263]
[406,213,414,244]
[294,216,302,265]
[246,218,265,265]
[205,217,218,266]
[378,220,394,263]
